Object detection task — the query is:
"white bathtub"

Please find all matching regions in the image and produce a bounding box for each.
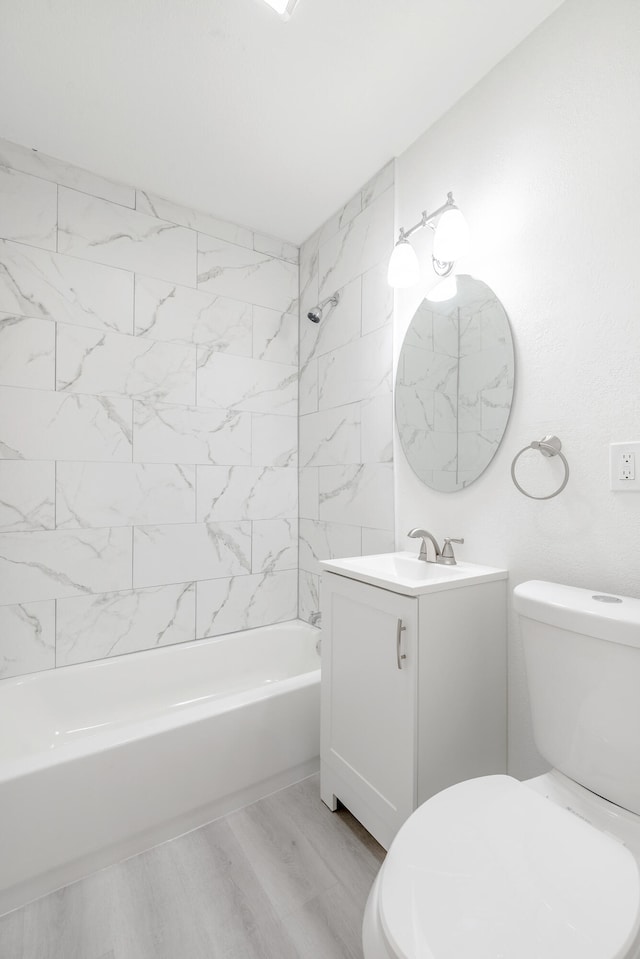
[0,619,320,916]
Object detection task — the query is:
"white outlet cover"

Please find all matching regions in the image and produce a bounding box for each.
[610,441,640,491]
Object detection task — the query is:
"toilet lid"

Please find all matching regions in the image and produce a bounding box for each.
[379,776,640,959]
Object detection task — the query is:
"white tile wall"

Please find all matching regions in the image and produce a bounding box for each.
[0,238,134,334]
[133,521,251,588]
[0,167,57,250]
[56,583,196,666]
[0,136,299,676]
[197,235,298,313]
[196,570,297,638]
[58,188,197,286]
[0,314,56,390]
[56,324,197,404]
[297,167,395,624]
[0,461,55,531]
[0,601,55,679]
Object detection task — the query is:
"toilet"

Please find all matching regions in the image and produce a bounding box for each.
[363,580,640,959]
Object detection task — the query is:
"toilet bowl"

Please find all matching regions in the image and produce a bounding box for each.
[363,581,640,959]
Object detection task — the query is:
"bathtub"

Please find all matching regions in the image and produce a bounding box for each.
[0,619,320,916]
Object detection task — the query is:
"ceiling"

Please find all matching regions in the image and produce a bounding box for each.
[0,0,564,244]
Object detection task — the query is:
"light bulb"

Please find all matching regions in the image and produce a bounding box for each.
[387,239,420,288]
[426,275,457,302]
[433,207,470,262]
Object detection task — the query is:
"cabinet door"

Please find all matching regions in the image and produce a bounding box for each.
[321,573,418,842]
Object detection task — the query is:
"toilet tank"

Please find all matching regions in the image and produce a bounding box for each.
[514,580,640,816]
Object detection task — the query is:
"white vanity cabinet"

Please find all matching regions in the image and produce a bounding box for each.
[319,554,507,849]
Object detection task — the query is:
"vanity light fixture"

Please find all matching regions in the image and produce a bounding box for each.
[260,0,300,19]
[388,192,469,288]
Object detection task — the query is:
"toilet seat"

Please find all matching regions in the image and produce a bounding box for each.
[377,775,640,959]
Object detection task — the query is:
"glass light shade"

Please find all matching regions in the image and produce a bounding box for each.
[387,240,420,288]
[433,207,470,262]
[261,0,298,17]
[426,275,457,302]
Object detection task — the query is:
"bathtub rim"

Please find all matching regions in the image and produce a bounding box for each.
[0,617,320,783]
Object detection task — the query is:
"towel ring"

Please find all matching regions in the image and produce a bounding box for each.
[511,435,570,500]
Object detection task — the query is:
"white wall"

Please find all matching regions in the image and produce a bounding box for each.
[0,138,299,678]
[394,0,640,778]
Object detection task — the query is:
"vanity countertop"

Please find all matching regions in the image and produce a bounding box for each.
[319,551,508,597]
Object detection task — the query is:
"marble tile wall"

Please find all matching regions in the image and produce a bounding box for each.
[0,137,299,679]
[298,162,396,623]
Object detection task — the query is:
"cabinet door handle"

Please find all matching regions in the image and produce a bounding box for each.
[396,618,407,670]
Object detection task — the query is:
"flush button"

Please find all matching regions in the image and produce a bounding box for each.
[592,594,623,604]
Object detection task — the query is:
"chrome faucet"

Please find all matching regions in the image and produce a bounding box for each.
[408,529,464,566]
[309,611,321,627]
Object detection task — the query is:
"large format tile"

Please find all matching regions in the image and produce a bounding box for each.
[0,461,55,531]
[299,569,320,624]
[0,527,132,606]
[133,400,251,466]
[197,234,298,313]
[299,519,361,575]
[252,233,298,264]
[134,275,252,355]
[0,136,135,207]
[318,463,394,529]
[319,186,393,298]
[251,518,298,574]
[318,325,392,410]
[0,386,132,462]
[361,394,393,463]
[133,522,251,588]
[251,414,297,467]
[58,188,197,286]
[299,405,361,468]
[299,468,319,520]
[0,600,55,679]
[300,275,361,367]
[362,261,393,335]
[196,466,297,522]
[136,190,253,248]
[0,166,57,250]
[56,583,196,665]
[56,324,196,404]
[0,238,134,334]
[253,306,298,366]
[0,314,55,390]
[197,352,297,415]
[56,462,196,529]
[196,570,297,638]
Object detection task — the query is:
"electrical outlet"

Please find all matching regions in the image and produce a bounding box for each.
[610,442,640,490]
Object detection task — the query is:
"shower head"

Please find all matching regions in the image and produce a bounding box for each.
[306,292,340,324]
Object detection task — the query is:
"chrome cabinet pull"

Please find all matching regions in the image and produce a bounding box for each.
[396,618,407,670]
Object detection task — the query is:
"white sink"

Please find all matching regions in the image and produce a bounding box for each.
[319,551,507,596]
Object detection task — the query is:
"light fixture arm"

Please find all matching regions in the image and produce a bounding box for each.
[395,192,456,244]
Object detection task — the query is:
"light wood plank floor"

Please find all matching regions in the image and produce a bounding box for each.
[0,774,385,959]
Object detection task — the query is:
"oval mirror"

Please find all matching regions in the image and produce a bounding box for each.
[395,275,514,492]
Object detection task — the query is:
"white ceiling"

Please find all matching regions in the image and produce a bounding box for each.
[0,0,564,244]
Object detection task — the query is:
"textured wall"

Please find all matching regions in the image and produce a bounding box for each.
[0,137,299,677]
[394,0,640,778]
[298,163,396,622]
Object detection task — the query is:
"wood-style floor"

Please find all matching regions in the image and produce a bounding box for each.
[0,774,385,959]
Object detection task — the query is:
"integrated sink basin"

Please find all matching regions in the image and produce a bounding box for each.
[319,551,507,596]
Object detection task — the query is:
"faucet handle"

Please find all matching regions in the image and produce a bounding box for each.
[441,537,464,565]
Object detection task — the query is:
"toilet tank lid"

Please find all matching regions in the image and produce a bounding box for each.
[514,580,640,649]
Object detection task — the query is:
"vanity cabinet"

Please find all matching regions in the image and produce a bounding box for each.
[320,558,507,849]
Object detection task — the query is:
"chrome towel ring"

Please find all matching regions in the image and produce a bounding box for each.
[511,435,570,500]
